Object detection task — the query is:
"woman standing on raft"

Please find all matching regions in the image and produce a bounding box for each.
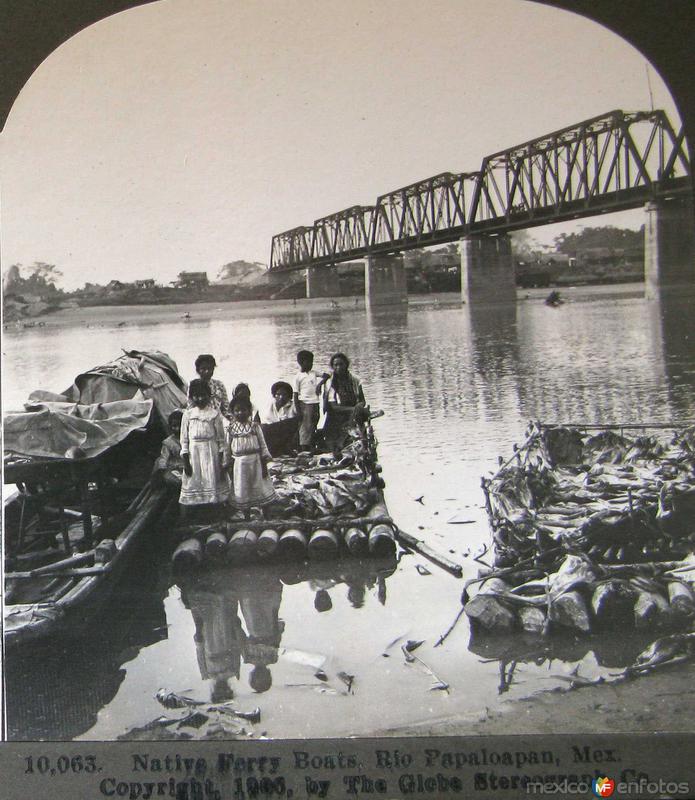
[322,352,366,456]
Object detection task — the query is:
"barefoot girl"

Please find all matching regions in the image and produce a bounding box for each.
[227,395,276,519]
[179,379,230,511]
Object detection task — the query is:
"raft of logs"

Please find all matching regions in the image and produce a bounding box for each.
[464,553,695,636]
[172,517,397,570]
[172,417,399,570]
[466,422,695,636]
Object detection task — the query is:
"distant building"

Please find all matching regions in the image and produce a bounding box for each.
[106,279,127,291]
[134,278,156,289]
[81,282,106,295]
[576,247,617,266]
[175,271,209,289]
[540,253,570,266]
[427,251,459,268]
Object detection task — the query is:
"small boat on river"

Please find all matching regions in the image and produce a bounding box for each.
[465,422,695,636]
[3,350,188,649]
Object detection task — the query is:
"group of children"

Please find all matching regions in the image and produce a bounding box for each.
[154,349,366,520]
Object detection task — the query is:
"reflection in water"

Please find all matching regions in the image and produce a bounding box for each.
[365,304,409,337]
[241,574,284,695]
[467,304,521,425]
[308,562,389,610]
[657,293,695,417]
[180,569,284,701]
[177,559,396,702]
[468,627,661,695]
[515,296,671,423]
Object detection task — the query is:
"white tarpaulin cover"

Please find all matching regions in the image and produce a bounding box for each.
[4,350,187,462]
[4,399,154,460]
[60,350,187,425]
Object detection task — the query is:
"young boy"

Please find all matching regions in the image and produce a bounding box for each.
[264,381,296,424]
[293,350,328,451]
[262,381,298,457]
[153,409,185,486]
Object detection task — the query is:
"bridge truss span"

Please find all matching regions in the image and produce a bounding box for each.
[470,109,690,232]
[269,109,690,271]
[372,171,479,249]
[269,226,314,272]
[313,206,374,264]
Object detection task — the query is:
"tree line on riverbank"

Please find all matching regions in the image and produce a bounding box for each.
[2,226,646,322]
[512,226,645,288]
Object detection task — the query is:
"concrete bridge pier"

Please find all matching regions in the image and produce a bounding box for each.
[644,196,695,299]
[364,254,407,307]
[460,233,516,304]
[305,265,335,298]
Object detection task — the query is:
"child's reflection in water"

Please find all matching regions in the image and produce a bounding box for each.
[180,562,394,699]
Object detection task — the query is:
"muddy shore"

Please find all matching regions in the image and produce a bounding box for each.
[379,657,695,737]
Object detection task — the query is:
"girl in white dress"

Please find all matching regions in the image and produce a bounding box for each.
[179,379,230,510]
[227,395,276,519]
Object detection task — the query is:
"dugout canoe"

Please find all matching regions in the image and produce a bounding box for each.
[3,483,172,649]
[3,350,186,648]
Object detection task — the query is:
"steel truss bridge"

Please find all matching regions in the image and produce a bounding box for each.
[269,109,690,271]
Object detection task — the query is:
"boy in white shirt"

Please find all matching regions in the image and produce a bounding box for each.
[264,381,296,423]
[293,350,329,451]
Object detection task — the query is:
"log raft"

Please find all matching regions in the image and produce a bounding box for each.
[172,519,398,571]
[467,422,695,637]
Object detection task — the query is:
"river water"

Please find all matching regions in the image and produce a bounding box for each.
[4,285,695,740]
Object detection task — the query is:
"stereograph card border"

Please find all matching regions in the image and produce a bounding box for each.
[1,1,694,798]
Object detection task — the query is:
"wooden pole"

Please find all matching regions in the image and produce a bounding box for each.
[80,478,94,548]
[58,504,71,553]
[395,528,463,578]
[7,560,109,580]
[223,513,394,533]
[125,482,153,514]
[7,549,96,577]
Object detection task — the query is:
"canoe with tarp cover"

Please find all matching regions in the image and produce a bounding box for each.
[464,422,695,637]
[3,350,187,648]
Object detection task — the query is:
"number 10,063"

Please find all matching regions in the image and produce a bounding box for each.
[25,755,99,775]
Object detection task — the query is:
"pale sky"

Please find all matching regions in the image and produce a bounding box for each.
[0,0,681,289]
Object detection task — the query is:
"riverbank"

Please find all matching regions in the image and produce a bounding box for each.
[3,283,646,332]
[2,294,390,331]
[379,660,695,736]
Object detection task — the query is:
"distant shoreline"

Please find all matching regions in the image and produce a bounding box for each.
[3,284,646,333]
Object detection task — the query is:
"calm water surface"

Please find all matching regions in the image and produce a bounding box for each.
[4,287,695,740]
